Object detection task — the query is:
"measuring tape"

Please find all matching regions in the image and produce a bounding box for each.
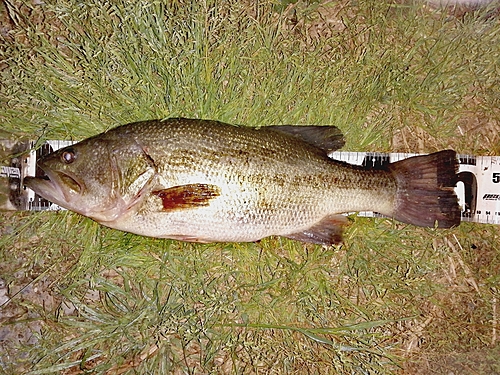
[329,151,500,225]
[1,139,499,225]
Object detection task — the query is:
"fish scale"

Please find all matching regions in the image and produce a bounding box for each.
[22,118,460,244]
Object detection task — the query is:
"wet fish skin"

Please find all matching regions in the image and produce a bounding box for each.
[24,118,460,244]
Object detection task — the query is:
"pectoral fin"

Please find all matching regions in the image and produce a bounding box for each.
[284,214,348,245]
[152,184,221,211]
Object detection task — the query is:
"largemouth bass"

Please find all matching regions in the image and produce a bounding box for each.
[24,118,460,245]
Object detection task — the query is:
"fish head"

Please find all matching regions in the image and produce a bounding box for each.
[24,138,128,221]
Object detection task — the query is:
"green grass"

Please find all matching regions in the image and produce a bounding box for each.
[1,0,500,374]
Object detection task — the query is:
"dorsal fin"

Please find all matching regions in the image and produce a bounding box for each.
[266,125,345,153]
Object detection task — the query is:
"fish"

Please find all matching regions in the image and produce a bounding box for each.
[24,118,461,245]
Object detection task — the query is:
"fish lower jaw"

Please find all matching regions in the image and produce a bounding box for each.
[24,176,70,209]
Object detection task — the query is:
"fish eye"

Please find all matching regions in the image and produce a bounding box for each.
[61,149,76,164]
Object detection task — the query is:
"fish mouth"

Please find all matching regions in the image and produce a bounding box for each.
[24,168,84,208]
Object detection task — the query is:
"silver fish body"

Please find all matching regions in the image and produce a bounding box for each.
[24,118,460,244]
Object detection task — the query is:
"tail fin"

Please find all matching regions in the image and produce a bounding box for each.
[389,150,460,228]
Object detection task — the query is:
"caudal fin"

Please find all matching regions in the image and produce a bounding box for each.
[389,150,460,228]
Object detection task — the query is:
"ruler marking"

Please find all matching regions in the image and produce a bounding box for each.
[330,151,500,225]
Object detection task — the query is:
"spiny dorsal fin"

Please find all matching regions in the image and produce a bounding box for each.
[266,125,345,153]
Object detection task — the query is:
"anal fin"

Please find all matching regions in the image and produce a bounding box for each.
[152,184,221,211]
[284,214,348,245]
